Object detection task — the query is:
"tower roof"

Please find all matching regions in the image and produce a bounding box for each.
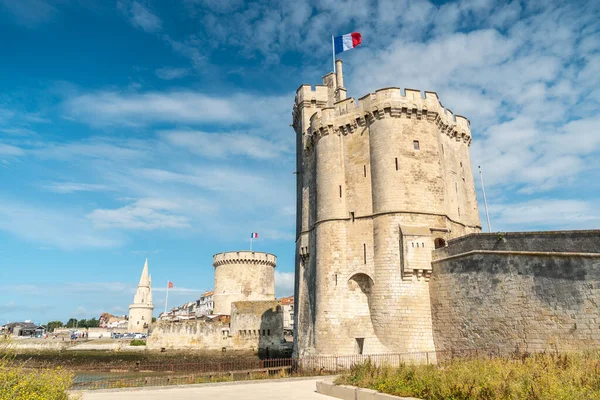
[138,258,150,287]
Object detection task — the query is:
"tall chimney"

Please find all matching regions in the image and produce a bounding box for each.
[335,59,347,101]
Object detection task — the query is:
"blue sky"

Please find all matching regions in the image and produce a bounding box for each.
[0,0,599,325]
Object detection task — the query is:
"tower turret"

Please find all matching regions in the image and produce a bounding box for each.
[128,259,154,333]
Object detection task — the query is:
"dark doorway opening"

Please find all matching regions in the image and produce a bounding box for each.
[355,338,365,355]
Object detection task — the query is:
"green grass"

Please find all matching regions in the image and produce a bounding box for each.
[336,351,600,399]
[129,339,146,346]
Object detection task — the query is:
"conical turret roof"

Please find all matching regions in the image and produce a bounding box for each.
[138,258,150,287]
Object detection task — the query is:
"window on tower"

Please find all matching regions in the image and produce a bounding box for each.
[413,140,420,150]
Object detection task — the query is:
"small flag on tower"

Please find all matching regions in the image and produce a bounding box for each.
[250,232,258,239]
[168,281,174,289]
[334,32,362,54]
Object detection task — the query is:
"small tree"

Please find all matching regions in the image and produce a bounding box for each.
[65,318,78,328]
[77,319,88,328]
[86,318,99,328]
[46,321,63,332]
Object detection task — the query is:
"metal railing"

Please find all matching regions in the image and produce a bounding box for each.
[52,348,499,390]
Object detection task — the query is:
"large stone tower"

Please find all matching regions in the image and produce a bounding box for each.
[292,60,481,357]
[212,251,277,315]
[128,259,154,333]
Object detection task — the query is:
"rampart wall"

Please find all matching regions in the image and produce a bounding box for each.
[430,230,600,354]
[148,300,287,353]
[147,320,231,350]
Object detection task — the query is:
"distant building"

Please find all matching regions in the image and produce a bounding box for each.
[196,290,214,317]
[99,312,128,329]
[128,259,154,333]
[1,322,44,337]
[279,296,294,332]
[159,301,197,322]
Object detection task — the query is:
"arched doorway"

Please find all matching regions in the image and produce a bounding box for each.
[434,238,446,249]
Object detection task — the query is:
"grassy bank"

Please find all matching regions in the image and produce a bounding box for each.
[336,351,600,399]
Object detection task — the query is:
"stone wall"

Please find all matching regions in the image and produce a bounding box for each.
[147,320,231,350]
[230,300,288,356]
[148,300,288,353]
[430,230,600,355]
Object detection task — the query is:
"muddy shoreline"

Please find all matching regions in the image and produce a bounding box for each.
[3,348,269,370]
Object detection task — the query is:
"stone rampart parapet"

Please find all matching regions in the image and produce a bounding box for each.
[303,87,472,146]
[212,251,277,267]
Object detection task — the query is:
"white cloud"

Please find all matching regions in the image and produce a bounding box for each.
[153,286,199,293]
[42,182,115,193]
[155,67,191,80]
[490,199,600,230]
[87,198,192,230]
[63,91,242,126]
[0,0,57,27]
[275,271,294,297]
[0,143,24,156]
[33,138,148,162]
[0,200,121,250]
[118,0,162,33]
[62,89,291,128]
[161,130,290,160]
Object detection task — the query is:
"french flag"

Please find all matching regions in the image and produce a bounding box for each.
[334,32,362,54]
[250,232,258,239]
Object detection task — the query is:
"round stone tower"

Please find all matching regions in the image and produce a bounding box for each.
[128,259,154,333]
[292,60,481,357]
[212,251,277,315]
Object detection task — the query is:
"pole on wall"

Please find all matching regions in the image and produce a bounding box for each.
[164,282,169,314]
[332,35,336,73]
[478,165,492,233]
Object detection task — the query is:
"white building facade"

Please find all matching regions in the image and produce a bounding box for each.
[196,291,214,317]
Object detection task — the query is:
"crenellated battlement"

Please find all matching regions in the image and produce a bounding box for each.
[213,251,277,268]
[299,86,472,148]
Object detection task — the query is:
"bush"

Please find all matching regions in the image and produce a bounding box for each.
[0,339,75,400]
[336,351,600,399]
[130,339,146,346]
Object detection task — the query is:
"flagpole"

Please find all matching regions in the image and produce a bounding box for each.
[164,282,169,314]
[478,165,492,233]
[331,35,335,73]
[250,236,253,252]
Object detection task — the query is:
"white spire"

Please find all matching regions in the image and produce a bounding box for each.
[138,258,150,287]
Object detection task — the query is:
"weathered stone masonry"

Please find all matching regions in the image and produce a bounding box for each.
[293,60,481,356]
[430,230,600,355]
[293,61,600,358]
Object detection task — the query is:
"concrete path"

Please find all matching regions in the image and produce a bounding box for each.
[79,377,331,399]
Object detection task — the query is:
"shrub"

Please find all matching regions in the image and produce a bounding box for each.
[0,339,75,400]
[336,351,600,400]
[130,339,146,346]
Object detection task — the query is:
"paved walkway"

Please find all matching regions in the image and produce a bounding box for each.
[80,377,331,400]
